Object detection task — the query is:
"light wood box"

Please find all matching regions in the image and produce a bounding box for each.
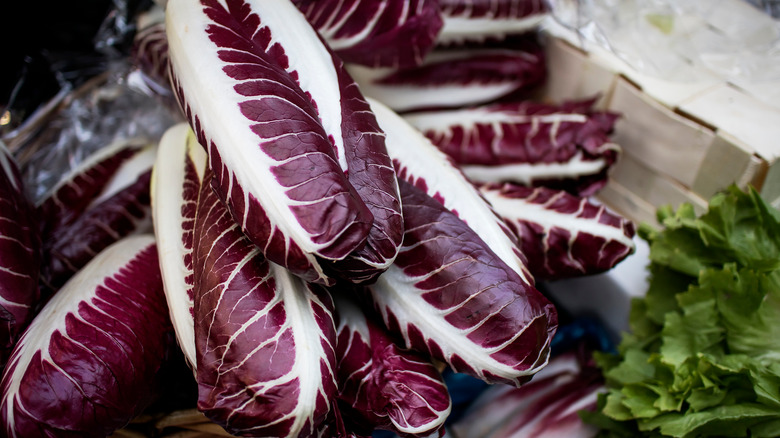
[542,34,780,226]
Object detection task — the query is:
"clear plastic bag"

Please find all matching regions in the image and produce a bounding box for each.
[745,0,780,18]
[10,62,180,203]
[547,0,780,85]
[2,0,180,203]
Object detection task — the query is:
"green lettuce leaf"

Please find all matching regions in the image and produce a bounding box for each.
[643,186,780,274]
[586,186,780,437]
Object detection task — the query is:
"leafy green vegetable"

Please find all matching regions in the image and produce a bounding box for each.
[586,186,780,437]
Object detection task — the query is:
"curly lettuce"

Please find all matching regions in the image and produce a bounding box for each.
[583,186,780,437]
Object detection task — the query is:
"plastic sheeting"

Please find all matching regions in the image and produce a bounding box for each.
[546,0,780,106]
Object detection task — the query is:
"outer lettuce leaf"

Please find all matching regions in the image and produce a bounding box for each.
[0,236,171,438]
[590,186,780,437]
[133,19,169,86]
[711,268,780,362]
[404,98,620,196]
[333,291,451,437]
[192,168,338,437]
[151,123,207,370]
[315,403,372,438]
[641,186,780,276]
[368,97,534,286]
[452,349,603,438]
[324,62,404,283]
[131,5,176,105]
[37,139,146,240]
[350,36,546,112]
[167,0,402,285]
[0,143,40,367]
[480,183,635,280]
[368,179,557,386]
[293,0,443,68]
[39,140,156,293]
[437,0,549,45]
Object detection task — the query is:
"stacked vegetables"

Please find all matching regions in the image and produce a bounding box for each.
[584,186,780,437]
[0,143,40,368]
[451,346,604,438]
[159,1,557,435]
[1,237,171,437]
[0,0,637,437]
[37,139,157,294]
[0,138,172,436]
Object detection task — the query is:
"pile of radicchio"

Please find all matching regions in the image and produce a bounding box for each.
[0,0,635,437]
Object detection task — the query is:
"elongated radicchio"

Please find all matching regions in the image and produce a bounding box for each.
[133,18,168,86]
[404,99,620,196]
[0,235,171,438]
[368,98,534,285]
[333,291,451,437]
[369,179,557,386]
[38,138,147,239]
[0,143,40,367]
[293,0,443,68]
[132,5,175,100]
[192,167,338,437]
[315,404,371,438]
[349,36,546,112]
[166,0,402,285]
[38,139,156,293]
[479,183,636,280]
[151,123,207,369]
[437,0,550,45]
[451,349,603,438]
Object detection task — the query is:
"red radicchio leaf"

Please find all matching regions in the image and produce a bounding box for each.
[404,98,621,196]
[368,97,535,287]
[333,291,451,437]
[39,142,157,294]
[437,0,550,45]
[349,37,546,113]
[451,349,603,438]
[0,144,40,368]
[315,402,372,438]
[369,179,557,386]
[0,236,172,438]
[167,0,403,285]
[133,20,169,87]
[42,170,153,292]
[479,183,636,280]
[192,168,338,437]
[151,123,208,370]
[293,0,443,68]
[37,139,146,240]
[325,65,404,284]
[131,5,178,106]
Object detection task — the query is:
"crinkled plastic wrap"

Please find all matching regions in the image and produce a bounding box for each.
[2,1,180,204]
[7,63,180,204]
[547,0,780,87]
[746,0,780,18]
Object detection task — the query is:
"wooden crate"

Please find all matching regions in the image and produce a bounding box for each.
[541,27,780,226]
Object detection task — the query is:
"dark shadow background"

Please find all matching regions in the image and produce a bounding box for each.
[1,0,153,127]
